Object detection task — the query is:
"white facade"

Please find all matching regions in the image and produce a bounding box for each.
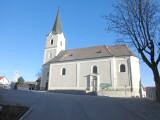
[40,10,141,97]
[43,32,66,64]
[48,56,140,96]
[0,76,10,88]
[41,55,141,97]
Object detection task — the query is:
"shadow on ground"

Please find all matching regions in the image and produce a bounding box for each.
[48,90,97,96]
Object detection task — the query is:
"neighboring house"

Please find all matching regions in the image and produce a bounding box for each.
[40,10,141,97]
[145,87,156,101]
[140,84,146,98]
[17,82,36,90]
[0,76,10,88]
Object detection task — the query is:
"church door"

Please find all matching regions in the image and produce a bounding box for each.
[92,76,97,92]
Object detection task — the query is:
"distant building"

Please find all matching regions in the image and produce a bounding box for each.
[14,78,41,91]
[40,10,141,97]
[17,82,36,90]
[0,76,10,88]
[145,87,156,101]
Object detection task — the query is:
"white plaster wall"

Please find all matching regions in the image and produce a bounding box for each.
[130,56,140,93]
[45,33,58,48]
[43,48,56,64]
[79,60,112,89]
[40,64,50,90]
[47,56,140,95]
[115,57,130,88]
[48,58,112,90]
[56,33,66,55]
[0,77,9,85]
[48,62,77,90]
[43,32,66,64]
[42,32,66,89]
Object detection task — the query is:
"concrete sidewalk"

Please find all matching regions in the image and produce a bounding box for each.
[0,89,160,120]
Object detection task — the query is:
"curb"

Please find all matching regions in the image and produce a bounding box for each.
[19,107,33,120]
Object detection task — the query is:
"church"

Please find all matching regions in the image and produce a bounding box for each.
[40,10,141,97]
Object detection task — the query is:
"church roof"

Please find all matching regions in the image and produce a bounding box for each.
[45,44,135,64]
[52,9,62,34]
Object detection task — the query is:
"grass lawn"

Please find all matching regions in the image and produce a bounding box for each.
[0,104,29,120]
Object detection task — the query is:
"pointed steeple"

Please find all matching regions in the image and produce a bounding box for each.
[52,9,62,34]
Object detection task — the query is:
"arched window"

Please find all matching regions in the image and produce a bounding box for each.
[51,39,53,45]
[120,64,126,72]
[92,66,98,74]
[62,68,66,76]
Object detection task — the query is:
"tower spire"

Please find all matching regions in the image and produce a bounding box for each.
[52,9,62,34]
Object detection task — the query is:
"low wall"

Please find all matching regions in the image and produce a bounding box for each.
[98,89,140,97]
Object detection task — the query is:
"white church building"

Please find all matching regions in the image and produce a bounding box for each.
[40,10,141,97]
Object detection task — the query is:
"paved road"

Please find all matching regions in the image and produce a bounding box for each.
[0,90,160,120]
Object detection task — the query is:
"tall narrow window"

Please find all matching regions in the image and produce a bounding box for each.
[60,41,62,46]
[120,64,126,72]
[62,68,66,76]
[92,66,98,74]
[51,39,53,45]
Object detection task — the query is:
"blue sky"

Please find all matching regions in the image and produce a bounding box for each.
[0,0,157,86]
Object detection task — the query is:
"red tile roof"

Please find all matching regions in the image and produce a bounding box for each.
[0,76,4,80]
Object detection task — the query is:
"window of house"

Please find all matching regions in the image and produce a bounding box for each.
[120,64,126,72]
[92,66,98,74]
[51,39,53,45]
[60,41,62,46]
[62,68,66,76]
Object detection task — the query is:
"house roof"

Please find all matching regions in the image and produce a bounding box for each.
[45,44,135,64]
[0,76,4,80]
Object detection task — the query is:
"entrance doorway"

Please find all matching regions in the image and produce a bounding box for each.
[92,76,97,91]
[86,74,98,92]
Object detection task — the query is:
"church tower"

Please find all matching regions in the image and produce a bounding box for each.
[43,10,66,64]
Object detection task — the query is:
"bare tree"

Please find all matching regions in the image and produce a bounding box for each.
[106,0,160,102]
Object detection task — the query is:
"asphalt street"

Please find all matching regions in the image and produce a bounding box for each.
[0,90,160,120]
